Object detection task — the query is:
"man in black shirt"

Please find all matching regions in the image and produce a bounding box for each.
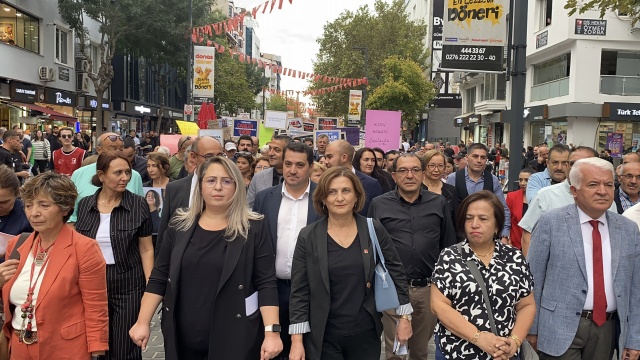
[368,152,456,360]
[529,145,548,172]
[0,130,30,181]
[47,126,61,169]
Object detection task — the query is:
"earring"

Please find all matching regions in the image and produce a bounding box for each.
[322,203,326,210]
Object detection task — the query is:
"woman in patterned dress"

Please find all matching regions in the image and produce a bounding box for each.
[431,190,536,360]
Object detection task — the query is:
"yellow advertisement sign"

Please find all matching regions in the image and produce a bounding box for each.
[193,46,215,98]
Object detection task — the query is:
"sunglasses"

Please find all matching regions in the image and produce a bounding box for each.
[103,135,120,142]
[60,134,73,139]
[178,136,192,149]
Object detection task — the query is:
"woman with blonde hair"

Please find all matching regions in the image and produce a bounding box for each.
[310,162,326,183]
[130,157,282,360]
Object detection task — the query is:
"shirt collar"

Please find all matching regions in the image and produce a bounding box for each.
[576,205,608,227]
[619,187,635,202]
[351,166,356,174]
[394,188,423,204]
[281,180,311,200]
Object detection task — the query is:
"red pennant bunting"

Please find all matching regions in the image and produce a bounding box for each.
[263,0,269,13]
[270,0,277,12]
[206,40,212,46]
[279,0,284,9]
[252,5,261,18]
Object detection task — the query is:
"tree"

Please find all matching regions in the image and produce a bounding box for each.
[366,56,436,130]
[58,0,146,137]
[310,0,429,120]
[565,0,640,25]
[266,94,288,112]
[213,52,259,116]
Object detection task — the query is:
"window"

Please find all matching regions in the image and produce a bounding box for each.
[482,74,507,100]
[91,44,100,73]
[539,0,553,29]
[465,87,476,113]
[55,26,70,64]
[0,2,39,53]
[533,53,570,85]
[601,50,640,76]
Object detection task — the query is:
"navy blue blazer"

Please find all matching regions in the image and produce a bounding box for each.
[355,170,383,216]
[252,182,322,251]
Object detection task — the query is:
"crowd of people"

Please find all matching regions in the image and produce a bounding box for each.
[0,126,637,360]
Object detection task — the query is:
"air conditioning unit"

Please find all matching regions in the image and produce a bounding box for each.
[76,73,90,93]
[38,66,55,82]
[75,59,90,73]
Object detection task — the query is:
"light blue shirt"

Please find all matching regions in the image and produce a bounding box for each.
[68,162,144,223]
[526,168,552,203]
[446,168,511,237]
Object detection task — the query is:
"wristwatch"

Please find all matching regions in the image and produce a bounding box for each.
[400,314,412,321]
[265,324,282,333]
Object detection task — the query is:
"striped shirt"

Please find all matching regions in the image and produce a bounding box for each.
[31,139,51,161]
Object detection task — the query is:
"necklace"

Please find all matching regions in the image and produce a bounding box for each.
[473,250,494,257]
[19,236,53,344]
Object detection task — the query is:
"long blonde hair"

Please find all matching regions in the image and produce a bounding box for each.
[170,156,263,240]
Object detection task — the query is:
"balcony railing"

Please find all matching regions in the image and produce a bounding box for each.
[531,77,570,101]
[600,75,640,96]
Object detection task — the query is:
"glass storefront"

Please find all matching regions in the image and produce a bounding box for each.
[0,102,24,129]
[530,121,568,146]
[597,121,639,155]
[0,2,39,53]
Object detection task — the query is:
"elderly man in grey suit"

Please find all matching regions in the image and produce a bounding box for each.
[247,135,292,207]
[528,157,640,360]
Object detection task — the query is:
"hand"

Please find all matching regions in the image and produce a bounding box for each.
[500,237,511,246]
[526,335,538,351]
[475,332,510,359]
[396,318,413,344]
[0,259,19,287]
[289,340,305,360]
[260,332,283,360]
[129,322,151,351]
[16,171,29,178]
[623,348,640,360]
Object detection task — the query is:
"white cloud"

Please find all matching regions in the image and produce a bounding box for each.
[231,0,384,98]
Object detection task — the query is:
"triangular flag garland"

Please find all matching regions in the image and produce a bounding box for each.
[191,0,294,38]
[194,39,368,91]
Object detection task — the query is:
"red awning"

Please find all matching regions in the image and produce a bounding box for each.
[8,101,77,123]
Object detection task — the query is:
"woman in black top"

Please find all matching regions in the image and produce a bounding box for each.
[354,147,395,193]
[422,150,458,226]
[145,189,162,234]
[130,156,282,360]
[289,166,413,360]
[75,153,155,360]
[73,132,89,150]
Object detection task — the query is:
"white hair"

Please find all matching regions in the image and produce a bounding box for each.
[569,157,615,188]
[155,146,171,157]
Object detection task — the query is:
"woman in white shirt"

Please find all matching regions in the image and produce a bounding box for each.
[30,130,50,176]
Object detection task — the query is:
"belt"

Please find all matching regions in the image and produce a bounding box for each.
[277,278,292,286]
[408,278,430,287]
[581,310,616,321]
[14,329,38,344]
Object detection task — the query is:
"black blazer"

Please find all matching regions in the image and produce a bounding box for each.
[289,215,411,360]
[356,170,383,216]
[155,174,193,257]
[252,182,323,251]
[146,217,279,360]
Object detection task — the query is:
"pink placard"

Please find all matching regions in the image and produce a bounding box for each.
[160,134,183,155]
[365,110,401,152]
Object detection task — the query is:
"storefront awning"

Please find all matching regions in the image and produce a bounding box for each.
[6,101,77,123]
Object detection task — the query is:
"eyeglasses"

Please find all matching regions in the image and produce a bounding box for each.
[60,134,73,139]
[194,152,224,160]
[99,135,120,143]
[394,168,423,176]
[203,177,235,188]
[178,136,192,149]
[255,165,270,170]
[622,174,640,181]
[427,164,445,171]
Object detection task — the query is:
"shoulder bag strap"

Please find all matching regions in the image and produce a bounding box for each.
[456,243,498,335]
[367,218,386,270]
[9,232,32,260]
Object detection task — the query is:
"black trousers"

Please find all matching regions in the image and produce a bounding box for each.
[276,279,292,360]
[321,328,380,360]
[106,264,145,360]
[32,160,48,175]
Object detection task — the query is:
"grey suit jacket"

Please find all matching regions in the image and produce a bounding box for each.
[247,167,277,208]
[528,204,640,356]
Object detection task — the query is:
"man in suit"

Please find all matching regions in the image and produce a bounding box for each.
[528,157,640,360]
[155,136,223,256]
[323,139,382,215]
[247,135,293,207]
[253,142,322,359]
[614,162,640,214]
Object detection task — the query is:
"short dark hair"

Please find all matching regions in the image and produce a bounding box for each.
[283,141,314,166]
[520,167,536,175]
[571,146,597,158]
[238,135,253,145]
[467,143,489,154]
[123,137,136,150]
[313,166,365,216]
[273,135,293,145]
[390,152,425,172]
[384,150,400,159]
[372,147,385,157]
[549,144,570,157]
[3,130,17,141]
[456,190,505,237]
[59,127,74,135]
[91,153,132,187]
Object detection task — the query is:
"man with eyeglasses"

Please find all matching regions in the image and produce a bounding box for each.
[446,143,512,244]
[156,136,224,256]
[68,132,144,224]
[169,135,193,180]
[368,153,456,360]
[614,162,640,214]
[526,144,570,203]
[52,127,86,177]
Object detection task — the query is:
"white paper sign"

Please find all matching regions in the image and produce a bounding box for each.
[199,129,224,145]
[264,110,288,129]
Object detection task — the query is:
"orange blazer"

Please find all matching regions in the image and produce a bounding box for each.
[2,225,109,359]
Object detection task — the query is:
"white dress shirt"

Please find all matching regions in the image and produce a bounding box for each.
[10,253,49,331]
[275,181,310,279]
[188,173,198,207]
[577,207,617,312]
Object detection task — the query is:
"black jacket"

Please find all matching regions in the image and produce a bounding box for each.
[156,174,193,257]
[289,215,411,360]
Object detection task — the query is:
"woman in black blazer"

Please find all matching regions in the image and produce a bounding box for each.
[129,156,283,360]
[289,166,413,360]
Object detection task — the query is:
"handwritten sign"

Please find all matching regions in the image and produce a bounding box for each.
[233,119,258,137]
[175,120,200,136]
[365,110,401,152]
[265,110,288,129]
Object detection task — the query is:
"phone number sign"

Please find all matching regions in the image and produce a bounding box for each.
[441,45,503,72]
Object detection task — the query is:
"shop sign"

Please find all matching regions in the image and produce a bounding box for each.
[536,31,548,49]
[88,98,111,110]
[125,102,156,115]
[10,82,38,103]
[468,114,481,124]
[523,105,548,121]
[575,19,606,36]
[45,89,76,107]
[453,115,468,127]
[603,102,640,120]
[58,67,70,82]
[135,105,151,114]
[435,93,462,108]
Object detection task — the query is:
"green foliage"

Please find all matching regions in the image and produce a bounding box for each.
[213,52,259,116]
[366,56,436,130]
[565,0,640,25]
[310,0,429,119]
[266,95,288,112]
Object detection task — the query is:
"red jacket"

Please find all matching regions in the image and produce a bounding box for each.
[505,189,525,249]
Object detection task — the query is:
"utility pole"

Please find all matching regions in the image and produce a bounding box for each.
[187,0,193,122]
[507,0,527,190]
[352,47,368,128]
